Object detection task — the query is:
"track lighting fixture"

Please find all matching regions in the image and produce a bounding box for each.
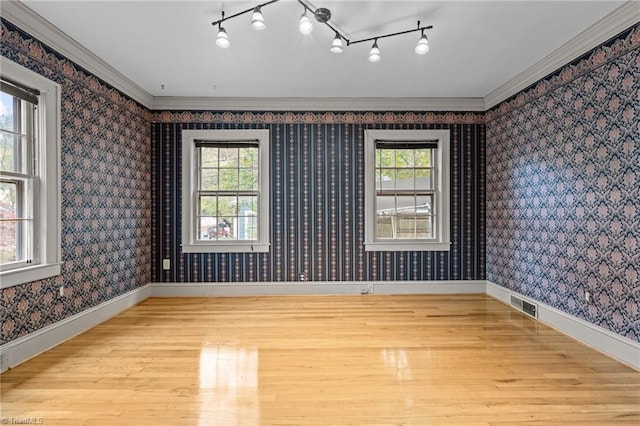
[211,0,433,61]
[216,26,230,48]
[330,33,344,53]
[368,40,381,62]
[298,11,313,34]
[415,32,430,55]
[215,11,230,48]
[251,6,266,30]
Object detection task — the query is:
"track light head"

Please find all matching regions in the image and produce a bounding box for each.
[330,33,344,53]
[415,33,429,55]
[251,6,266,30]
[216,26,230,48]
[368,40,381,62]
[299,12,313,34]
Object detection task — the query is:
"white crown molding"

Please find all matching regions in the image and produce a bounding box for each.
[4,1,638,114]
[1,0,153,109]
[151,96,486,112]
[484,1,640,110]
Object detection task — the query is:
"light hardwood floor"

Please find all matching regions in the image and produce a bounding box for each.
[1,295,639,425]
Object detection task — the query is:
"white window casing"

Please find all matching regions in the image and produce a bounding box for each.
[0,57,62,288]
[364,129,451,252]
[181,129,270,253]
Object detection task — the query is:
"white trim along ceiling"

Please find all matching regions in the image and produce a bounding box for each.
[2,1,639,111]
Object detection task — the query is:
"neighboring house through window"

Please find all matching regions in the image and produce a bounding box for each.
[181,129,270,253]
[0,58,61,288]
[364,129,450,251]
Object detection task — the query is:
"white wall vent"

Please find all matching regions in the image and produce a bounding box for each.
[510,294,538,318]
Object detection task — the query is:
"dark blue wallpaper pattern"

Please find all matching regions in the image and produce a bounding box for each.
[0,20,151,345]
[486,24,640,341]
[151,119,486,283]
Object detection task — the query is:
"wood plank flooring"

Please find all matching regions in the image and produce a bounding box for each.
[1,294,639,425]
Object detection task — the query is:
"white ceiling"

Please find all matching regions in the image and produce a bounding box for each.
[19,0,627,101]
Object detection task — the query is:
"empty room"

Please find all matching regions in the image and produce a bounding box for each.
[1,0,639,424]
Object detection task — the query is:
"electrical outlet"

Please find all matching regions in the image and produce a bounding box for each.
[162,259,170,270]
[585,291,591,303]
[299,273,306,281]
[58,286,64,297]
[361,284,374,295]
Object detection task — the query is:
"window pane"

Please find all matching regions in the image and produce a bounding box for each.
[396,216,417,239]
[395,149,414,167]
[415,168,433,190]
[414,149,431,167]
[217,195,237,217]
[376,215,393,239]
[0,92,15,133]
[199,196,217,216]
[238,168,258,190]
[239,216,258,240]
[378,168,395,191]
[396,195,416,214]
[219,147,238,167]
[0,181,18,263]
[0,133,24,173]
[395,169,415,190]
[376,195,395,215]
[200,168,218,191]
[238,195,258,213]
[217,218,235,240]
[416,195,432,215]
[239,147,257,168]
[219,168,239,190]
[198,216,217,240]
[376,149,394,168]
[416,215,433,239]
[201,147,218,168]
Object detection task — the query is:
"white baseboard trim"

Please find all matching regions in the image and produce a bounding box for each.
[0,284,152,373]
[149,280,486,297]
[3,281,637,373]
[486,281,640,371]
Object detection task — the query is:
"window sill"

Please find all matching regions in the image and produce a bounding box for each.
[364,241,451,252]
[0,262,62,288]
[182,243,270,253]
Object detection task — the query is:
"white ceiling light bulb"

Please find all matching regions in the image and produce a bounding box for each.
[251,6,266,30]
[368,40,381,62]
[216,26,230,48]
[330,33,343,53]
[299,12,313,34]
[415,33,429,55]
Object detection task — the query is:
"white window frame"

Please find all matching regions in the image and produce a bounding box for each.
[181,129,270,253]
[364,129,450,252]
[0,57,61,288]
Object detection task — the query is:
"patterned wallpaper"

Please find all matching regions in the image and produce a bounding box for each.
[3,11,636,348]
[0,20,152,344]
[486,24,640,342]
[151,116,486,283]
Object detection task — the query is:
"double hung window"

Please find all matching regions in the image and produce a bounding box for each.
[181,129,270,253]
[364,129,450,251]
[0,58,61,288]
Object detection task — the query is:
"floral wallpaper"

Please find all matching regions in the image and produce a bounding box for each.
[486,24,640,341]
[0,20,152,344]
[1,12,638,348]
